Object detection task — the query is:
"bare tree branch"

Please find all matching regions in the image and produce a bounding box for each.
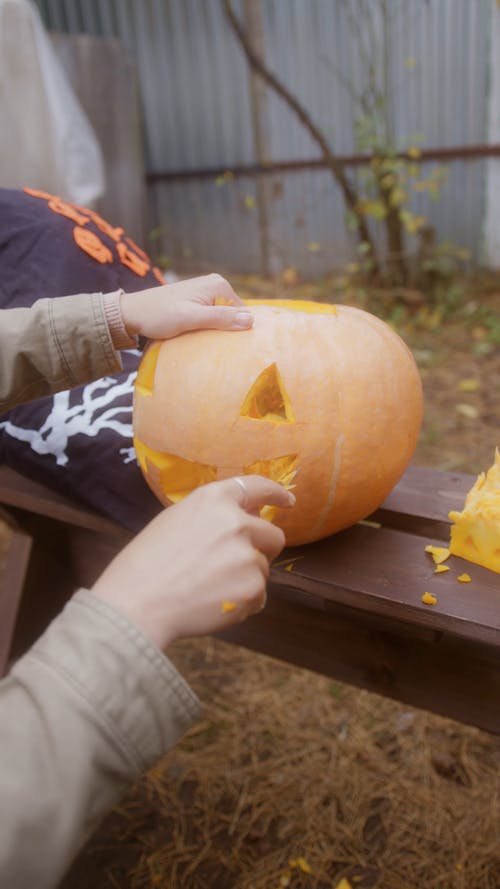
[222,0,380,271]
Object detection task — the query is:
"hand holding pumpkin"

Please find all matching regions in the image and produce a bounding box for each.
[91,475,294,651]
[120,273,253,340]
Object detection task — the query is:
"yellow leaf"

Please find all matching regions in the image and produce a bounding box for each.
[407,145,422,158]
[363,199,387,219]
[281,266,299,286]
[289,857,312,874]
[456,403,479,419]
[425,545,451,565]
[402,212,426,234]
[422,592,437,605]
[435,564,450,574]
[389,186,407,208]
[334,880,354,889]
[457,573,471,583]
[457,378,479,392]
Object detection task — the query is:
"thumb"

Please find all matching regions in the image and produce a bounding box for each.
[190,304,254,332]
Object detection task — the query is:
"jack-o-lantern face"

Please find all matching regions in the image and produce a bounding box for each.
[133,299,423,545]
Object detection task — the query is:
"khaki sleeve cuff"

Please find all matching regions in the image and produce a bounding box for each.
[48,292,123,387]
[103,290,139,351]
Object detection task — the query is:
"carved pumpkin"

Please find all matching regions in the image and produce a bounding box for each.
[133,299,423,545]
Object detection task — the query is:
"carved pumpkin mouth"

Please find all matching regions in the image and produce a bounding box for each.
[133,434,297,516]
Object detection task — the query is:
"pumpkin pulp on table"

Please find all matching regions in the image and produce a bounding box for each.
[449,449,500,574]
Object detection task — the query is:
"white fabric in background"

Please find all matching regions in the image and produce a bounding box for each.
[0,0,105,206]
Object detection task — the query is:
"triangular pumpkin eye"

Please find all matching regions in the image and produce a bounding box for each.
[240,363,295,424]
[134,437,216,502]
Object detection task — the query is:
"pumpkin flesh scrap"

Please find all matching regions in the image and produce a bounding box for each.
[449,449,500,574]
[243,454,298,523]
[425,545,450,565]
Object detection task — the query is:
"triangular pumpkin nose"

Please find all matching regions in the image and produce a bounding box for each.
[240,363,295,424]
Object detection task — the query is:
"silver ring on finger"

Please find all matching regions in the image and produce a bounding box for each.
[233,476,248,507]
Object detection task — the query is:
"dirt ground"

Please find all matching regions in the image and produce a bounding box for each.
[62,275,500,889]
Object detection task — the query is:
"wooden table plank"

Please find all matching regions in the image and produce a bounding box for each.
[0,466,127,537]
[371,464,472,539]
[219,583,500,734]
[272,524,500,646]
[379,464,472,521]
[2,462,499,733]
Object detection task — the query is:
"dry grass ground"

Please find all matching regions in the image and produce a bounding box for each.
[62,276,500,889]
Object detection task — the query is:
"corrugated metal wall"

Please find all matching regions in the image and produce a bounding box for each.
[34,0,491,276]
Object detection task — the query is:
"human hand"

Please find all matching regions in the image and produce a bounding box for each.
[91,476,294,650]
[120,273,253,340]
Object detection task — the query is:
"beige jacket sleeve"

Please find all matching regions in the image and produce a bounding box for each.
[0,591,201,888]
[0,295,202,886]
[0,292,122,413]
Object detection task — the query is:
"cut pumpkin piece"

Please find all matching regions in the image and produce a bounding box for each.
[422,591,437,605]
[425,545,450,565]
[449,449,500,574]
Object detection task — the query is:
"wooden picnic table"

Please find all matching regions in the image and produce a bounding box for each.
[1,463,499,733]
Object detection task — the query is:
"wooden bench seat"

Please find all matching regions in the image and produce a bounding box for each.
[1,464,499,733]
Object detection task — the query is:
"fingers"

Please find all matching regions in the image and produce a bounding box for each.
[231,550,269,621]
[188,303,254,331]
[246,514,286,561]
[199,273,245,307]
[227,474,296,512]
[248,550,269,614]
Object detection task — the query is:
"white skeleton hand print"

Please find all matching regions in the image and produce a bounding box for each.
[0,372,137,467]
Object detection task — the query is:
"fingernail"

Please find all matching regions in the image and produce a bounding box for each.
[234,311,253,328]
[287,491,296,506]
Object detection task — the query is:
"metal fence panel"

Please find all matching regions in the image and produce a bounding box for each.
[33,0,492,275]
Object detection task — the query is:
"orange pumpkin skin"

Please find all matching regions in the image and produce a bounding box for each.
[133,300,423,546]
